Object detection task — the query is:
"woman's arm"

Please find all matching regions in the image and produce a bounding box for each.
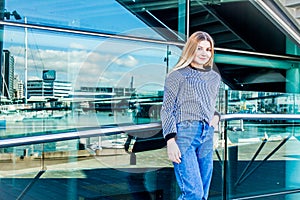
[160,71,182,140]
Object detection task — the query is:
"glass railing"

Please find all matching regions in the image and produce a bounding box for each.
[217,90,300,199]
[0,122,177,200]
[220,113,300,199]
[2,111,300,199]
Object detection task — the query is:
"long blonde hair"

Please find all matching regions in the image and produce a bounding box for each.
[172,31,214,71]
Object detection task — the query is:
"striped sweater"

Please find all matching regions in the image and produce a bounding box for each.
[160,66,221,139]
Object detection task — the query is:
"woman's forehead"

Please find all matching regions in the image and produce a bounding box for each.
[198,40,211,47]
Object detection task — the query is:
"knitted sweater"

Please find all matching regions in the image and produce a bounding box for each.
[160,66,221,139]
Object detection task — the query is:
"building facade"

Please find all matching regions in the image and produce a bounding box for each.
[1,50,14,100]
[27,70,72,99]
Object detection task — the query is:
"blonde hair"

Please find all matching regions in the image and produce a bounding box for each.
[172,31,214,71]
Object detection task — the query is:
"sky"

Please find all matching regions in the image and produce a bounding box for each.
[3,0,182,93]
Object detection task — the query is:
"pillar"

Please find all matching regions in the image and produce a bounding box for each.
[286,37,300,190]
[285,38,300,93]
[178,0,187,40]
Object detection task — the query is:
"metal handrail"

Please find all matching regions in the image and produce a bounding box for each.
[1,113,300,149]
[221,113,300,121]
[1,21,300,61]
[0,122,162,148]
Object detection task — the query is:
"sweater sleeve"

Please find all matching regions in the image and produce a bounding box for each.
[160,71,182,139]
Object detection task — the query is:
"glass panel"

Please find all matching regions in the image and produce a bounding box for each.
[0,14,184,199]
[0,24,176,137]
[4,0,166,40]
[0,141,178,199]
[225,90,300,199]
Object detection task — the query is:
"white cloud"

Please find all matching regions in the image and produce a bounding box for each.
[113,55,138,67]
[69,42,87,50]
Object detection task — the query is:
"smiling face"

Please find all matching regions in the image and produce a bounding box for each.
[191,40,212,69]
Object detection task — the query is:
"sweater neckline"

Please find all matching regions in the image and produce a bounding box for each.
[189,65,211,72]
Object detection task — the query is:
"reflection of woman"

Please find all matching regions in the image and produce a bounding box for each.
[161,31,221,200]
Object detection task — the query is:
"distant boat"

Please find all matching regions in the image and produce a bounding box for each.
[22,110,66,121]
[0,113,24,122]
[0,105,25,122]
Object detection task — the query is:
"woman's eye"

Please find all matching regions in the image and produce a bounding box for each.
[198,47,211,52]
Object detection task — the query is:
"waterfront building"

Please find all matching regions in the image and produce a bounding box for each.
[13,75,24,100]
[80,86,135,97]
[1,50,14,99]
[53,81,72,98]
[27,70,72,99]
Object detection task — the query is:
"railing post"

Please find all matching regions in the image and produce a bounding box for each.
[228,143,238,195]
[130,153,136,165]
[223,90,228,200]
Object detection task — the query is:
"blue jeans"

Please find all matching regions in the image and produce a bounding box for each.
[174,120,214,200]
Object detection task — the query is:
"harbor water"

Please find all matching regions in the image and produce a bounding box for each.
[0,110,142,156]
[1,111,300,157]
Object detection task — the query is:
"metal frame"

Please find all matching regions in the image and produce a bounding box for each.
[0,122,162,148]
[1,113,300,148]
[1,20,300,61]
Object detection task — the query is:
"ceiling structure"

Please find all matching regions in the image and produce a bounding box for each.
[117,0,300,93]
[276,0,300,31]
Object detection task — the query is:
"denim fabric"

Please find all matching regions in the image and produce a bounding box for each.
[174,120,214,200]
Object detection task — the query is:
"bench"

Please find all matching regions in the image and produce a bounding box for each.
[124,128,166,165]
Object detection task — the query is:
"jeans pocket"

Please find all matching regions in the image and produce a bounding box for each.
[201,125,214,143]
[176,120,192,129]
[176,121,199,156]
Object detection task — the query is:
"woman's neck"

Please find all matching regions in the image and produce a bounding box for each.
[189,64,211,72]
[190,62,204,70]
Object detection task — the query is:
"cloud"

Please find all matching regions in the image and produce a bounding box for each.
[113,55,138,67]
[69,42,87,50]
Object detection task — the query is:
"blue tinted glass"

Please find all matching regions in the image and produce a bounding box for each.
[5,0,165,40]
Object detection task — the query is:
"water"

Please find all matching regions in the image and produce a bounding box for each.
[0,111,134,136]
[0,110,141,156]
[227,120,300,144]
[2,113,300,156]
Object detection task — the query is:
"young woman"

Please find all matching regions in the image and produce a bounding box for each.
[161,31,221,200]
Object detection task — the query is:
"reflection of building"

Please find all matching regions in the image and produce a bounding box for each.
[27,70,72,99]
[54,81,72,98]
[69,86,136,111]
[13,75,24,99]
[226,90,300,114]
[80,86,135,97]
[1,50,14,99]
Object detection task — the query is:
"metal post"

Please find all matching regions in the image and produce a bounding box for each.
[24,17,28,103]
[223,89,228,200]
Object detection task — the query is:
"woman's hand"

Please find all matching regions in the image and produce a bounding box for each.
[167,138,181,164]
[210,114,220,130]
[210,114,220,149]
